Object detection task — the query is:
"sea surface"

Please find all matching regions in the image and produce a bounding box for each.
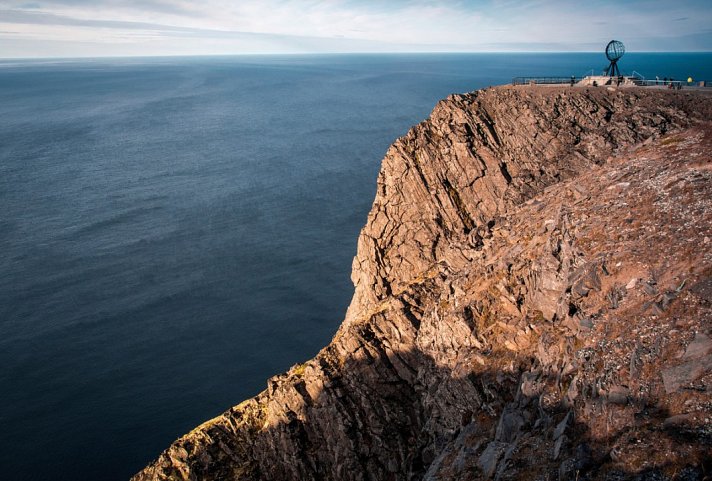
[1,53,711,481]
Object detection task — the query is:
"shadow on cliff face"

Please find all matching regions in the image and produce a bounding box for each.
[274,353,709,481]
[136,339,710,481]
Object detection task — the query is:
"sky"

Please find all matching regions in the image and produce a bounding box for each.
[1,0,711,58]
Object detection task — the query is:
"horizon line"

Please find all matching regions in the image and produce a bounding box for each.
[2,50,712,61]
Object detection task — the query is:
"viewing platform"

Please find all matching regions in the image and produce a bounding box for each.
[512,40,709,90]
[512,75,709,89]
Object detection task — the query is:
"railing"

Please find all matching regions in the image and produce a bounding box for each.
[512,76,580,86]
[633,79,684,88]
[512,76,710,88]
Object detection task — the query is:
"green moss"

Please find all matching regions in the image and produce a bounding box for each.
[292,363,307,378]
[660,136,681,146]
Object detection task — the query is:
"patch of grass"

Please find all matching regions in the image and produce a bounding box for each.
[530,310,546,323]
[477,307,497,331]
[292,363,307,377]
[660,136,681,146]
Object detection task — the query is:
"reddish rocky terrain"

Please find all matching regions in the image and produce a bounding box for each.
[133,86,712,481]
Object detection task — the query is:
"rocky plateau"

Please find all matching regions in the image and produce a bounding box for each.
[134,85,712,481]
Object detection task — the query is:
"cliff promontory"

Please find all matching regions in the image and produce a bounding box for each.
[134,86,712,481]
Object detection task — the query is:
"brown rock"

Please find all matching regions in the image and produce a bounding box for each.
[662,355,712,393]
[683,333,712,360]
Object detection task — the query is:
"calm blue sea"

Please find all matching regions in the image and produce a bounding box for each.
[1,53,710,481]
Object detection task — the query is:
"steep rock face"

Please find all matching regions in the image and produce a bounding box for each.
[346,87,709,326]
[133,87,712,481]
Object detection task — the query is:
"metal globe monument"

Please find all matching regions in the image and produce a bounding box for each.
[604,40,625,77]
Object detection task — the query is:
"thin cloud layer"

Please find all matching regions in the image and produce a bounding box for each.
[1,0,710,57]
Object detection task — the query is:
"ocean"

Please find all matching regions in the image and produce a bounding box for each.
[1,53,710,481]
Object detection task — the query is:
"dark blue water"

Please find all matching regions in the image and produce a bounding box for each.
[1,53,710,481]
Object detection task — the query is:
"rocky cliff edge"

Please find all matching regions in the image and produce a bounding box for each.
[134,85,712,481]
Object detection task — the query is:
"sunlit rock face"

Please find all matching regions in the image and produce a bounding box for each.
[133,86,712,481]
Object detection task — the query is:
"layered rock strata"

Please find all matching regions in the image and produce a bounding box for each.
[134,86,712,481]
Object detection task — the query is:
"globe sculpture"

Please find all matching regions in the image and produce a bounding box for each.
[604,40,625,77]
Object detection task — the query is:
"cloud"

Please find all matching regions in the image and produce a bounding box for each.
[0,0,710,57]
[6,0,199,16]
[0,9,198,31]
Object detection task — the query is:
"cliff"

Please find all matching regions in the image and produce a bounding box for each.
[133,86,712,481]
